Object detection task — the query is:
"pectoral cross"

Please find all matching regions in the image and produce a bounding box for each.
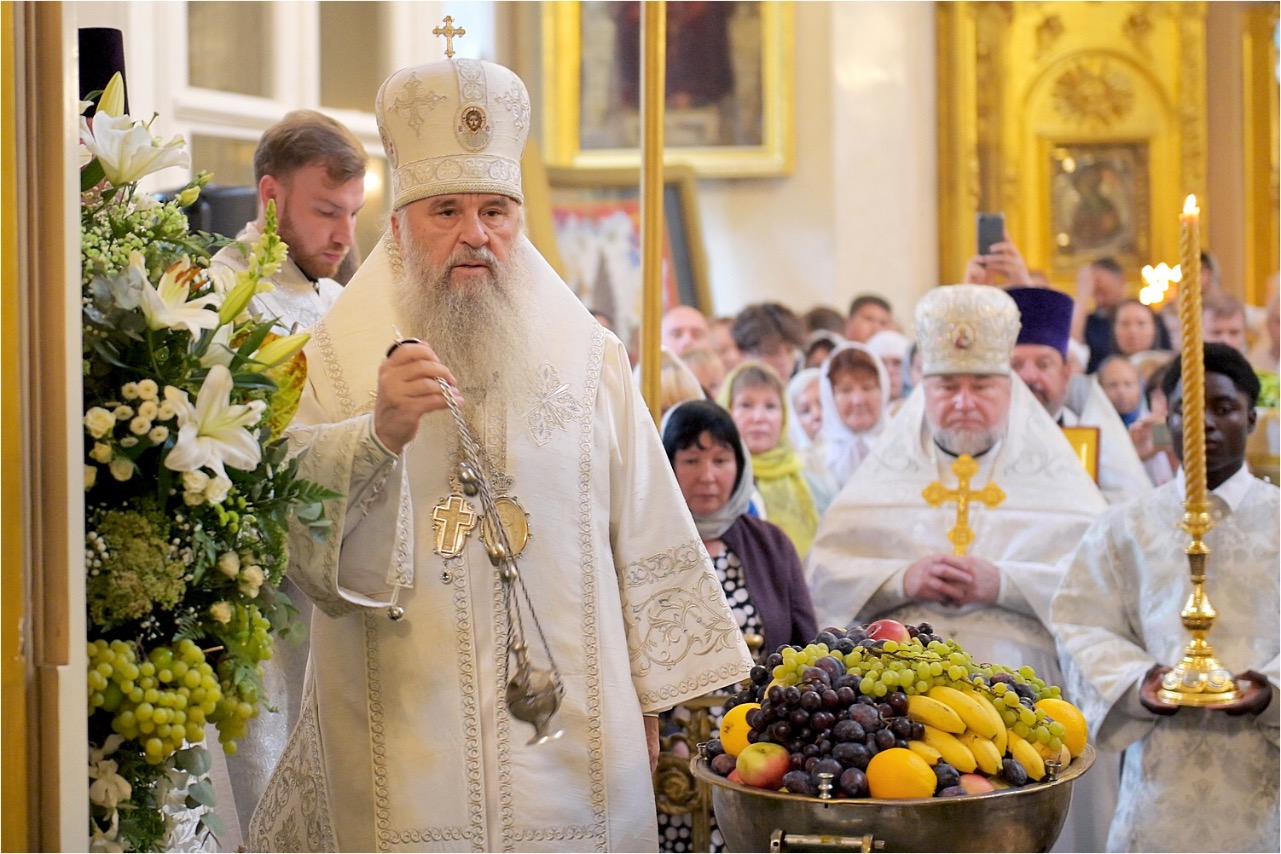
[433,16,466,58]
[432,495,477,557]
[922,454,1005,557]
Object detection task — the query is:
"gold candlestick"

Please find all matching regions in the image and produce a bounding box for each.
[1159,194,1239,706]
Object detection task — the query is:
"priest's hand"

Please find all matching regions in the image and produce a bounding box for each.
[645,715,660,775]
[1215,671,1274,717]
[952,555,1001,605]
[375,340,461,455]
[1138,664,1180,716]
[980,240,1031,287]
[904,555,972,605]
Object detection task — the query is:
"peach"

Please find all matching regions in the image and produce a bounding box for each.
[957,773,996,795]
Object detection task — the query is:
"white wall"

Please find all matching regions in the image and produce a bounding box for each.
[694,2,937,329]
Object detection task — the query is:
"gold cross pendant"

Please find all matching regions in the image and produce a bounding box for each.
[921,454,1005,556]
[432,494,477,558]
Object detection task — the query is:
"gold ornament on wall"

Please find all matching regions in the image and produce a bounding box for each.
[1052,59,1135,128]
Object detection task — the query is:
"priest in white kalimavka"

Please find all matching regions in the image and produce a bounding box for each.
[806,284,1115,853]
[1006,286,1153,505]
[246,53,753,853]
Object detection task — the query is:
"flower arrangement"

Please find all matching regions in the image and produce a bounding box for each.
[80,74,336,851]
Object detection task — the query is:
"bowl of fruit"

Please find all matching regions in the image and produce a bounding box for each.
[692,620,1094,852]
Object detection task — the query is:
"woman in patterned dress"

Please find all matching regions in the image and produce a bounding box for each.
[655,399,818,852]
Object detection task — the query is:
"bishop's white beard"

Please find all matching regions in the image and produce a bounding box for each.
[932,425,1005,458]
[392,235,536,409]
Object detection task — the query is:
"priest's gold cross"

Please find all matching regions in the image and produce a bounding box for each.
[921,454,1005,557]
[434,16,466,58]
[432,495,476,557]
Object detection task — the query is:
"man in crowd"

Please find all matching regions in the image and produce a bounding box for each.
[208,108,367,840]
[1202,294,1249,355]
[808,284,1114,852]
[732,301,806,383]
[1008,287,1151,503]
[660,303,710,356]
[211,109,367,331]
[1071,257,1128,373]
[247,55,752,852]
[1052,343,1278,852]
[844,294,893,343]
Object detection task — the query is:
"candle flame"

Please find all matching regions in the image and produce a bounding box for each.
[1183,194,1199,215]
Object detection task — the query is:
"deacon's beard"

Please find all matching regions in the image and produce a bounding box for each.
[392,235,535,409]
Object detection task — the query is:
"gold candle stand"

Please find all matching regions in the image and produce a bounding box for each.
[1158,196,1238,706]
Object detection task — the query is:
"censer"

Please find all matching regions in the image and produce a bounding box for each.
[438,374,566,744]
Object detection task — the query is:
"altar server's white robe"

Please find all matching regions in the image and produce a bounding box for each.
[1052,466,1280,852]
[807,379,1116,853]
[248,238,753,852]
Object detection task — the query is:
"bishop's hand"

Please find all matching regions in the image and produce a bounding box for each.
[375,340,461,455]
[904,555,973,605]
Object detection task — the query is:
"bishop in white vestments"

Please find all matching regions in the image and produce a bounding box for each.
[1052,344,1279,852]
[807,285,1115,852]
[246,56,752,853]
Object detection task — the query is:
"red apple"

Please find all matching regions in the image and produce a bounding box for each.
[957,773,996,795]
[727,769,743,784]
[735,742,791,790]
[866,619,911,643]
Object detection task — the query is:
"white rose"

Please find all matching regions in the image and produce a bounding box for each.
[84,407,115,439]
[136,379,159,400]
[137,400,158,420]
[108,458,133,482]
[148,425,169,444]
[120,382,140,400]
[182,490,204,507]
[239,565,265,598]
[90,442,114,463]
[129,416,151,436]
[85,466,97,489]
[209,602,232,624]
[203,474,232,505]
[217,551,240,579]
[181,470,210,492]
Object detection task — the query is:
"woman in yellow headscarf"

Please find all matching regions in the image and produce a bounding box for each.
[718,360,822,557]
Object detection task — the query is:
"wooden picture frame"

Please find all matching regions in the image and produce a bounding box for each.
[1049,142,1150,280]
[546,165,710,343]
[541,1,794,178]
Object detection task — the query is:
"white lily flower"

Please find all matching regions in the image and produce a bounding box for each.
[198,323,235,369]
[79,113,190,187]
[140,258,221,337]
[163,364,266,478]
[88,757,132,809]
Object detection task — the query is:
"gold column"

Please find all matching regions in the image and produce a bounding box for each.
[639,1,665,424]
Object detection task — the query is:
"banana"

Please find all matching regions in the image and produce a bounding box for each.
[1006,730,1045,781]
[906,693,966,734]
[907,739,942,766]
[920,724,977,773]
[958,730,1003,776]
[929,685,999,739]
[959,685,1007,754]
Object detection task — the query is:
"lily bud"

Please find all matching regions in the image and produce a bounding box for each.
[250,332,311,371]
[98,72,126,118]
[217,273,258,325]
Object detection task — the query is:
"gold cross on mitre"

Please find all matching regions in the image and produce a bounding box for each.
[921,454,1006,557]
[433,16,466,58]
[432,495,477,558]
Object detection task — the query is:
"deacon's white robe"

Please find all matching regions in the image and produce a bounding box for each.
[1060,374,1152,505]
[247,237,753,852]
[807,379,1116,853]
[211,222,344,333]
[1052,466,1280,852]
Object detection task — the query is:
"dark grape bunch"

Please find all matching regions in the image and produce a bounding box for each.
[709,622,1064,799]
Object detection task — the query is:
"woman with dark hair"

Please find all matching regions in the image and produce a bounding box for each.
[655,399,817,852]
[661,399,818,656]
[1109,298,1172,360]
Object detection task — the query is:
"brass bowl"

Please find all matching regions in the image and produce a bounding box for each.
[691,744,1095,852]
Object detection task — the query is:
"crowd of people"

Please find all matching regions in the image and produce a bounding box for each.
[192,41,1276,854]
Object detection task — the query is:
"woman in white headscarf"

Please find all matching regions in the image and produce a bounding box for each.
[785,366,824,450]
[816,341,890,489]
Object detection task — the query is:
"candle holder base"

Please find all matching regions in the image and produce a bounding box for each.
[1158,643,1239,707]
